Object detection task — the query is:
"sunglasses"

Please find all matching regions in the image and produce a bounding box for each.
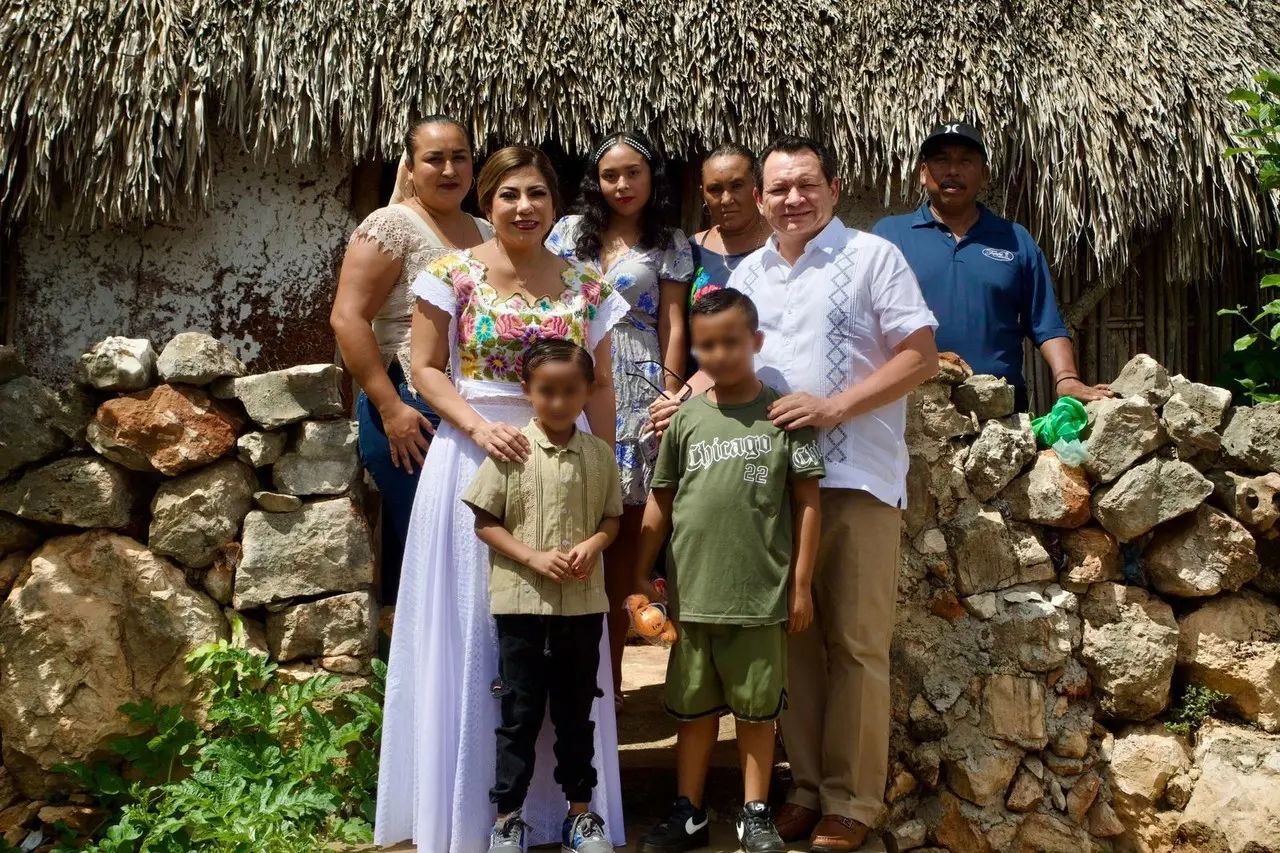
[625,360,692,403]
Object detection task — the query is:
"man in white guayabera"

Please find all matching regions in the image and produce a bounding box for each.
[651,134,939,853]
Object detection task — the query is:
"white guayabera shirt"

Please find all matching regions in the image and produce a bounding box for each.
[728,217,938,508]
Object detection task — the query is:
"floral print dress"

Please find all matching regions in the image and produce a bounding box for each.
[547,215,694,505]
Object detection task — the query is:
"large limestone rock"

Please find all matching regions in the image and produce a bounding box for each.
[0,376,71,479]
[907,381,978,441]
[149,459,257,568]
[944,501,1054,595]
[273,420,359,497]
[1015,813,1091,853]
[0,457,139,528]
[236,431,287,468]
[266,591,378,662]
[1091,457,1213,541]
[1083,396,1166,484]
[1163,392,1223,455]
[1221,403,1280,475]
[1170,374,1232,428]
[1210,470,1280,537]
[214,364,344,430]
[76,337,156,392]
[980,674,1047,749]
[1145,504,1259,598]
[941,722,1022,807]
[1109,723,1192,853]
[1177,722,1280,853]
[234,498,374,609]
[1177,592,1280,733]
[0,532,226,795]
[963,414,1035,501]
[0,514,38,557]
[952,375,1015,422]
[988,585,1081,673]
[87,384,243,476]
[156,332,248,386]
[1111,353,1173,405]
[1001,450,1091,528]
[1080,582,1178,720]
[1058,526,1122,586]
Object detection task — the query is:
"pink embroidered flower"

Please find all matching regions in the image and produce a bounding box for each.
[495,313,527,341]
[458,311,476,344]
[694,284,724,302]
[540,315,570,339]
[581,279,603,307]
[486,352,512,377]
[452,271,477,303]
[513,353,526,379]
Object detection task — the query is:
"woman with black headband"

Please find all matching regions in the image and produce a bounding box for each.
[547,130,694,709]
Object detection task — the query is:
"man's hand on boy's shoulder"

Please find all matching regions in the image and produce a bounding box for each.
[788,583,814,634]
[769,392,842,431]
[526,550,573,583]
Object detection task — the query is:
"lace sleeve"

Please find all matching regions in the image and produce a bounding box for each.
[411,269,455,316]
[351,207,420,261]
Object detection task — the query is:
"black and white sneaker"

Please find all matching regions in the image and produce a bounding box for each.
[736,801,784,853]
[636,796,710,853]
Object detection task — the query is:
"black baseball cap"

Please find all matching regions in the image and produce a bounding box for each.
[921,122,987,162]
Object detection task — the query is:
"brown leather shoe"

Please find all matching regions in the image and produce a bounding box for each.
[774,802,821,842]
[810,815,871,852]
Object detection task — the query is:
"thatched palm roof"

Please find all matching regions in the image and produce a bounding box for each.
[2,0,1278,302]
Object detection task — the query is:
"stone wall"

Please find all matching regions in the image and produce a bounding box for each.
[0,333,376,845]
[889,353,1280,852]
[0,334,1278,851]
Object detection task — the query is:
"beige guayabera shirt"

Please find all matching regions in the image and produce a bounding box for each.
[463,421,623,616]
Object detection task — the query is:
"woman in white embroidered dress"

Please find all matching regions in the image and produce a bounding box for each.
[375,146,629,851]
[330,116,492,604]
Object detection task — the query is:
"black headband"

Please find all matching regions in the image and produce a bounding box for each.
[592,133,653,166]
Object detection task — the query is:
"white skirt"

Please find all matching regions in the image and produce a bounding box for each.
[374,386,625,850]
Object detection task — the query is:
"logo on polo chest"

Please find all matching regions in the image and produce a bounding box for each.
[983,247,1016,262]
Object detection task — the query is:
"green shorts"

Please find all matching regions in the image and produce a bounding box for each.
[665,621,787,722]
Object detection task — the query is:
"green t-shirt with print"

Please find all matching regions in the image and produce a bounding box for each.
[651,385,825,625]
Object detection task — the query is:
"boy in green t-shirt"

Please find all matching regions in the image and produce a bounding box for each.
[633,289,824,853]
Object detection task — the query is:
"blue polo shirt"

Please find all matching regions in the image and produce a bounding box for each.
[872,203,1070,397]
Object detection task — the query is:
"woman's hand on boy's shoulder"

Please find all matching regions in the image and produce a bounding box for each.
[648,393,684,441]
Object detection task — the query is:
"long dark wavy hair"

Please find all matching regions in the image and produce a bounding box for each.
[570,130,675,263]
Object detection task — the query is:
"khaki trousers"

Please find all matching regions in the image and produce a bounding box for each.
[779,488,901,826]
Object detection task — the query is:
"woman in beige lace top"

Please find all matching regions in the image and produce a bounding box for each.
[330,116,493,603]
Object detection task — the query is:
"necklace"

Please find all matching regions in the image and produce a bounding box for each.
[715,218,768,270]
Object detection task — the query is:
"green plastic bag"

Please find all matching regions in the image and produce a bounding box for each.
[1031,397,1089,465]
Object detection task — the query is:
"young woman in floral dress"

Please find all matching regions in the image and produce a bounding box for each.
[546,131,693,704]
[376,146,630,851]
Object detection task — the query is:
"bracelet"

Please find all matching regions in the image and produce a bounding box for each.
[1054,375,1080,388]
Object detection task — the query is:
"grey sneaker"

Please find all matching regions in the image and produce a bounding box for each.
[562,810,613,853]
[489,810,529,853]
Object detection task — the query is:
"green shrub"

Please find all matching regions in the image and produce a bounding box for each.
[1219,70,1280,404]
[1164,682,1229,737]
[53,618,384,853]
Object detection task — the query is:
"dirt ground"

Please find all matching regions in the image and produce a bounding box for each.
[377,644,888,852]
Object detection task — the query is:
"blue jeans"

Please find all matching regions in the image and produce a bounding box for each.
[355,363,440,605]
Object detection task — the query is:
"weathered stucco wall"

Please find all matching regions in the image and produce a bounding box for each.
[15,137,355,380]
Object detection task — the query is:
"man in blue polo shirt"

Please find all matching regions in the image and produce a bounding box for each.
[873,122,1111,410]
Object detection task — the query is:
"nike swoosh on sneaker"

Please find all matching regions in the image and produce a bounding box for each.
[686,815,708,835]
